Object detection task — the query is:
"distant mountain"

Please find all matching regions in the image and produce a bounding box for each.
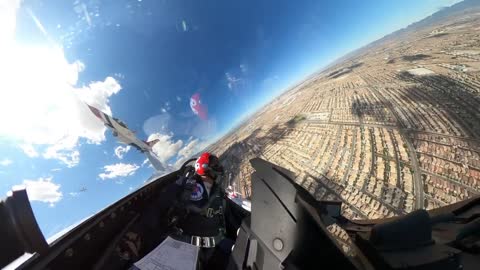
[324,0,480,70]
[377,0,479,42]
[406,0,480,30]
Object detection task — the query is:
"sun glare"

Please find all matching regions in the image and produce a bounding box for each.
[0,41,84,142]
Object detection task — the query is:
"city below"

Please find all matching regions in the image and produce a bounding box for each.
[208,0,480,231]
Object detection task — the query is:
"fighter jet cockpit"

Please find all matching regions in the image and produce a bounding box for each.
[2,158,480,269]
[2,0,480,269]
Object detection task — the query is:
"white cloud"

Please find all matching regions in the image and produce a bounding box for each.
[99,163,139,180]
[143,112,217,139]
[182,20,188,32]
[176,96,182,102]
[20,144,39,157]
[147,133,183,163]
[114,145,131,159]
[178,139,200,158]
[114,73,125,79]
[161,102,171,112]
[0,3,121,167]
[69,192,79,197]
[0,158,13,166]
[42,136,80,167]
[80,3,92,27]
[141,158,149,167]
[225,72,243,90]
[174,138,210,168]
[11,177,63,206]
[240,64,248,73]
[0,0,20,47]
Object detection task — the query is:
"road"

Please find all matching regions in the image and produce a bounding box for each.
[341,128,358,185]
[388,130,402,188]
[404,135,424,209]
[305,116,426,209]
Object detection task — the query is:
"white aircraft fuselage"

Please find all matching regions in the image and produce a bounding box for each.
[87,104,164,171]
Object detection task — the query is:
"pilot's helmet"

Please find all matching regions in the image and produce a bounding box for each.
[195,152,224,178]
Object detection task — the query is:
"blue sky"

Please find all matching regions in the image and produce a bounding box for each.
[0,0,462,239]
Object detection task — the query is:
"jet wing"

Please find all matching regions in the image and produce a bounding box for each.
[87,104,150,151]
[87,104,165,172]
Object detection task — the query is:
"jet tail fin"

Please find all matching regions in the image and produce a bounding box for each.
[146,139,160,147]
[144,151,165,172]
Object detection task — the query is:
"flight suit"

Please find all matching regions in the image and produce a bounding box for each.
[171,175,232,270]
[176,175,226,238]
[110,175,231,270]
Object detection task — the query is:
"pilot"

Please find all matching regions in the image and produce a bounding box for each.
[171,152,232,269]
[113,152,232,269]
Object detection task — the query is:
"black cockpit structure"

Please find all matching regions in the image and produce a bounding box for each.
[1,158,480,269]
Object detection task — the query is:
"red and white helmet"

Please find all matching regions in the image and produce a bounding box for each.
[195,152,223,177]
